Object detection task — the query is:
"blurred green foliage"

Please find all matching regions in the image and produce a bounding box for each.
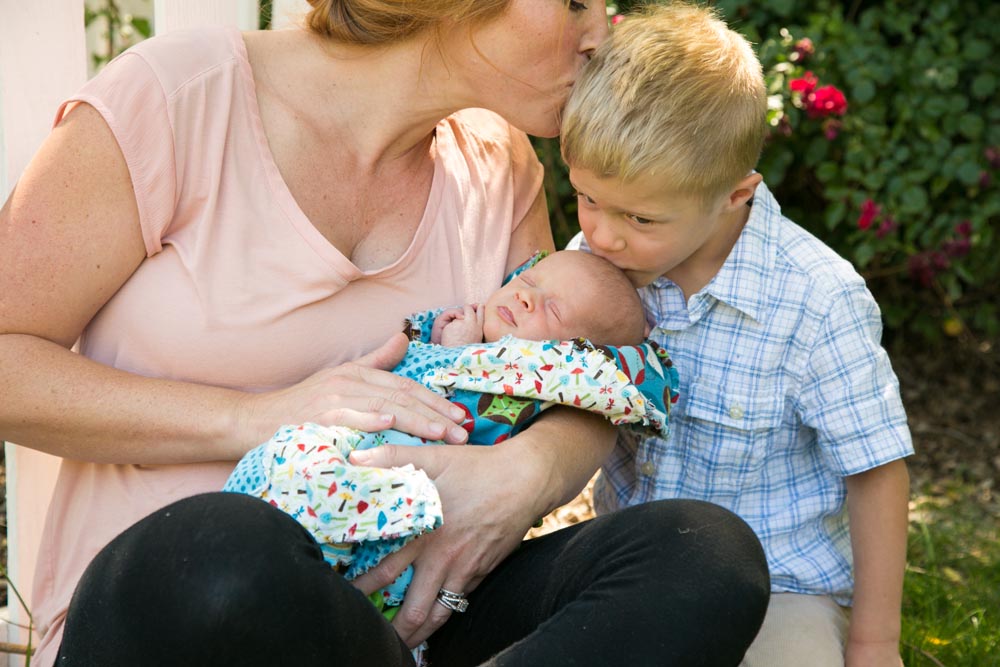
[538,0,999,346]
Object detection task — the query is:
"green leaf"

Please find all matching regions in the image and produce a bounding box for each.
[816,162,840,183]
[924,95,952,118]
[958,114,984,140]
[931,176,951,197]
[805,136,829,166]
[956,161,982,186]
[853,79,876,105]
[962,38,992,61]
[972,73,997,100]
[899,185,929,213]
[854,243,876,268]
[825,199,847,230]
[131,17,152,38]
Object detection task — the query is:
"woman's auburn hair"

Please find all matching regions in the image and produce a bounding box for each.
[305,0,511,44]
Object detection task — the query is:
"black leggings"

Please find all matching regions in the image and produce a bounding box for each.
[57,492,768,666]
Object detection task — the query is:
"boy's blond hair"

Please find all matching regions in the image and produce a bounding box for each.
[561,2,766,207]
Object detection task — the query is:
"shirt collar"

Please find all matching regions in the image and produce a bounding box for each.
[696,180,779,323]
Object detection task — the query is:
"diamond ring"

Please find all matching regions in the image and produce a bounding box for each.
[436,588,470,613]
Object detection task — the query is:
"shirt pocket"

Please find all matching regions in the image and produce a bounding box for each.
[678,377,786,493]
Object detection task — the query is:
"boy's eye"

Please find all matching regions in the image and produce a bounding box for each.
[574,191,596,205]
[569,1,589,11]
[626,213,654,226]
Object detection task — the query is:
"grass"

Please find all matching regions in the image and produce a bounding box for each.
[902,480,1000,667]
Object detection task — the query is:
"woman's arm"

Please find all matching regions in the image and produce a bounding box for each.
[505,186,556,274]
[844,459,909,667]
[0,104,466,463]
[350,407,616,648]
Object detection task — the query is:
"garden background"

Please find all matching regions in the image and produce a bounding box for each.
[2,1,998,665]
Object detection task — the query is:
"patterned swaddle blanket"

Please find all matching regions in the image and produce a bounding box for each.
[224,333,679,612]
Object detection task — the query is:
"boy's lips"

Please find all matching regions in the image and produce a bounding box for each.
[498,306,516,326]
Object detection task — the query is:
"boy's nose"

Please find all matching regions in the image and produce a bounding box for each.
[589,220,625,253]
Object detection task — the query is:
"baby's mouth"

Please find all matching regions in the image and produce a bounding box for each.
[498,306,516,326]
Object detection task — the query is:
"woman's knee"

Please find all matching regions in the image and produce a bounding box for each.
[62,493,344,662]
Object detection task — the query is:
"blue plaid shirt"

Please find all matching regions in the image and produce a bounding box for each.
[570,181,912,605]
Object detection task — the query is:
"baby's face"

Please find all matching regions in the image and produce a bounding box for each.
[482,253,602,342]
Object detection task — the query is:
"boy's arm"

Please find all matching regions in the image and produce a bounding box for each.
[796,282,912,666]
[844,458,909,667]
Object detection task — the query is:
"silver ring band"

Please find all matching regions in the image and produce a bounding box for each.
[436,588,470,613]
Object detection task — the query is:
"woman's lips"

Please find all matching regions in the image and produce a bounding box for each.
[498,306,516,326]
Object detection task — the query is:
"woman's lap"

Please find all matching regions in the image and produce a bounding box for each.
[57,492,768,667]
[56,492,414,667]
[429,498,770,666]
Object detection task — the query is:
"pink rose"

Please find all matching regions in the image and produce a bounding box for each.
[792,38,815,62]
[875,215,898,239]
[611,14,624,26]
[822,118,842,141]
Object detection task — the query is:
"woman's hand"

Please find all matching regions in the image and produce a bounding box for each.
[348,441,545,647]
[348,409,614,647]
[237,332,470,447]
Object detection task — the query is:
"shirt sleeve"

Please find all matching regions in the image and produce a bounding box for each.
[798,283,914,476]
[53,51,177,257]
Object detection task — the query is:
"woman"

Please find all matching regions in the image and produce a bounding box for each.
[1,1,769,665]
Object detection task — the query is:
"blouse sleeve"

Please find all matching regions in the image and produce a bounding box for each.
[53,51,177,256]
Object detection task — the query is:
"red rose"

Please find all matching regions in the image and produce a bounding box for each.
[807,85,848,118]
[789,71,818,95]
[857,198,881,230]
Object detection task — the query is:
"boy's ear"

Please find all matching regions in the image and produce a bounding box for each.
[724,172,763,211]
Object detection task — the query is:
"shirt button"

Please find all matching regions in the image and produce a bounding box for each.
[640,461,656,476]
[728,404,745,420]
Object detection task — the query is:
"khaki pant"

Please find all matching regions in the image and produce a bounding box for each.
[741,593,851,667]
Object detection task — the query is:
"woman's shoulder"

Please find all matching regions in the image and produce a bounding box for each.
[112,25,246,96]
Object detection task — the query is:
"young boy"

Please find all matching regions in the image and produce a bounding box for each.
[562,4,912,666]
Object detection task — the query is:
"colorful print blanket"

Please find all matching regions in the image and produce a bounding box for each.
[225,333,678,611]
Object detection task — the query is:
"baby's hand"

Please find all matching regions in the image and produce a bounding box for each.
[437,304,485,347]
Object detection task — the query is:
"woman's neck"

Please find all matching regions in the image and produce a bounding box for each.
[248,27,461,173]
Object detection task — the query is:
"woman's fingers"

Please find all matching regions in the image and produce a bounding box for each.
[241,332,470,445]
[328,367,469,443]
[351,444,533,647]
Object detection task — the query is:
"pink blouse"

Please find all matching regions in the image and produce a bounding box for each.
[31,26,542,665]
